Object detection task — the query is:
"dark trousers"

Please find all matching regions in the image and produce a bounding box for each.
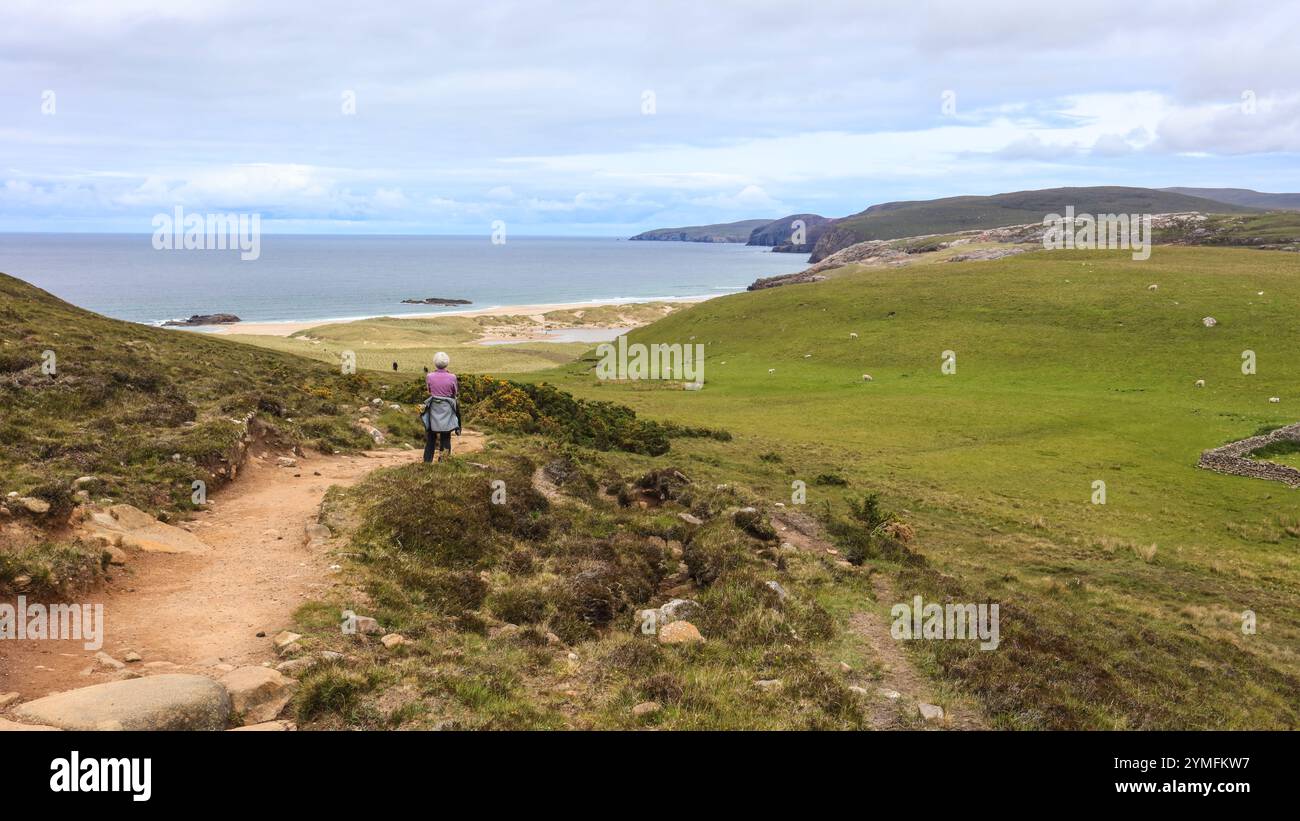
[423,429,451,462]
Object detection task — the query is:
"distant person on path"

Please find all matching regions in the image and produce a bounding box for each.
[421,351,459,462]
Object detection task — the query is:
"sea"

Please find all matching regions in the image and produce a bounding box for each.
[0,234,807,327]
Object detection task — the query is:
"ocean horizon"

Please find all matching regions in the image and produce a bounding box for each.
[0,233,807,327]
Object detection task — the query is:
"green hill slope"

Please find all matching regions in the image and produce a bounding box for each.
[531,244,1300,729]
[809,186,1260,261]
[1164,187,1300,211]
[630,219,774,243]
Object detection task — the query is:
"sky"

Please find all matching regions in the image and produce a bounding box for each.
[2,0,1299,235]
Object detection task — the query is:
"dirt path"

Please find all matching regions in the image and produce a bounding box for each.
[773,510,984,730]
[1,433,483,700]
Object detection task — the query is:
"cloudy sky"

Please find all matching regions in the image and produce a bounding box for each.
[2,0,1299,234]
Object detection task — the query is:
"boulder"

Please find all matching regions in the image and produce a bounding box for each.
[12,675,232,730]
[18,497,50,515]
[82,504,209,554]
[917,702,945,723]
[677,512,703,526]
[657,620,703,645]
[272,631,301,651]
[220,666,297,725]
[631,701,661,718]
[380,633,406,649]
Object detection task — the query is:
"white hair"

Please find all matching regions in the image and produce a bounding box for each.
[433,351,450,370]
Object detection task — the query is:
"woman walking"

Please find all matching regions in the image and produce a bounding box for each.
[421,351,460,462]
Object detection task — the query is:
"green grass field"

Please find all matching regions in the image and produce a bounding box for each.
[518,245,1300,728]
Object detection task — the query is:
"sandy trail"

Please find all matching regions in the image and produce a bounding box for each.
[1,434,483,700]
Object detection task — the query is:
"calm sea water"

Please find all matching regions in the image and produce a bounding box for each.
[0,234,807,326]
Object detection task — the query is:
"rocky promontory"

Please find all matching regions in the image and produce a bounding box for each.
[162,313,241,327]
[400,297,473,306]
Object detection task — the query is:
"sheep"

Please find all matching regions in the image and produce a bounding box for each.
[1148,284,1158,291]
[1195,379,1205,388]
[849,332,858,339]
[1270,397,1281,403]
[862,374,873,382]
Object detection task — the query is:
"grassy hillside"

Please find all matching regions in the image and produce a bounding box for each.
[1165,187,1300,211]
[809,186,1259,261]
[524,244,1300,729]
[630,219,774,243]
[0,273,390,514]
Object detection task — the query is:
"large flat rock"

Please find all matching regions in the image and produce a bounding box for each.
[12,674,231,731]
[82,504,209,554]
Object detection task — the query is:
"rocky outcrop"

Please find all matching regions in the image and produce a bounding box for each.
[79,503,210,554]
[747,270,827,291]
[220,667,297,724]
[401,297,472,306]
[1197,423,1300,487]
[162,313,241,327]
[746,214,831,253]
[12,674,232,730]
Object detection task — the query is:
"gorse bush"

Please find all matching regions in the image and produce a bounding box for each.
[381,374,727,456]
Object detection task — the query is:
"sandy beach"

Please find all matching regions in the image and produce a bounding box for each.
[202,293,721,337]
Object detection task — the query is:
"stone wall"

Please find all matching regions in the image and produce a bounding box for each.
[1197,422,1300,487]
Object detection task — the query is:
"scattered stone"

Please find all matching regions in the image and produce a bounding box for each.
[17,497,50,515]
[220,666,298,725]
[276,456,297,468]
[631,701,661,718]
[917,702,945,723]
[657,620,704,645]
[12,675,232,731]
[104,546,128,566]
[753,679,784,692]
[765,581,789,602]
[72,476,98,488]
[878,688,902,700]
[848,686,869,696]
[380,633,406,649]
[0,692,20,710]
[838,661,852,674]
[94,652,125,671]
[123,651,142,664]
[272,631,302,651]
[275,657,315,676]
[677,512,703,526]
[354,615,382,635]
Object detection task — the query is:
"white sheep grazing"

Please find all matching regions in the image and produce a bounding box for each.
[849,332,858,339]
[1147,284,1158,291]
[862,374,873,382]
[1202,316,1217,327]
[768,368,776,374]
[1195,379,1205,388]
[1270,397,1281,403]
